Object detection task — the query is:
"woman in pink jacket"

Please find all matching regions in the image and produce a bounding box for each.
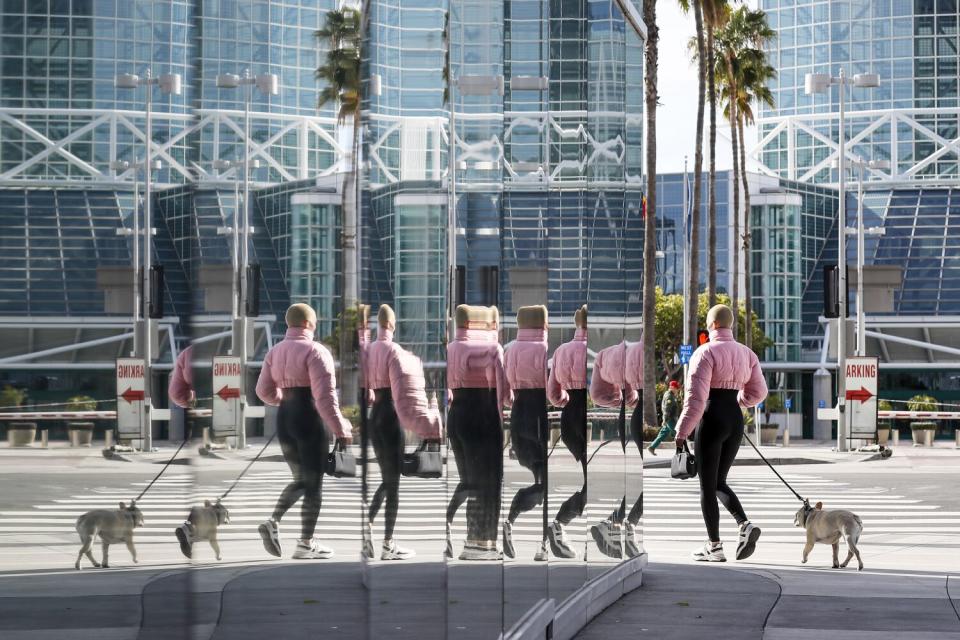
[675,304,768,563]
[361,304,442,561]
[545,304,587,559]
[589,341,641,559]
[446,305,507,561]
[254,303,353,560]
[501,305,549,562]
[168,345,195,409]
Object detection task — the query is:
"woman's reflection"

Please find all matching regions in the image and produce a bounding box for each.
[502,305,549,562]
[545,304,587,559]
[445,305,506,561]
[361,304,442,560]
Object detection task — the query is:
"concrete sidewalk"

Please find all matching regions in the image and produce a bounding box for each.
[577,562,960,639]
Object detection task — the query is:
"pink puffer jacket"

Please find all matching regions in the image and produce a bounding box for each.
[255,327,352,439]
[504,328,548,391]
[589,342,638,409]
[675,327,768,441]
[447,328,509,409]
[364,329,442,439]
[168,345,194,409]
[547,328,587,407]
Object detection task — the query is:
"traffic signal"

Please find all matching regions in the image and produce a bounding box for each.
[697,329,709,346]
[245,263,261,317]
[147,265,164,319]
[823,264,839,318]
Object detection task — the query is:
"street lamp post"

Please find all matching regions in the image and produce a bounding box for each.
[216,70,278,449]
[805,69,879,452]
[116,71,182,452]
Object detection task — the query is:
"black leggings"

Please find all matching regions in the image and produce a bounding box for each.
[271,387,329,540]
[368,388,404,540]
[507,388,548,529]
[695,388,748,541]
[556,388,587,525]
[447,388,502,541]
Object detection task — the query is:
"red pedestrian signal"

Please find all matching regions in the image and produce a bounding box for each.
[697,330,709,346]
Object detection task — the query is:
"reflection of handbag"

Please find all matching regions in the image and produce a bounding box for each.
[402,440,442,479]
[671,441,697,480]
[326,440,357,478]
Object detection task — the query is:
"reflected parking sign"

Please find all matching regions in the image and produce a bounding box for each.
[116,358,145,438]
[785,398,792,411]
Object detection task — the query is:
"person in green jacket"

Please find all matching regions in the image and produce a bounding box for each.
[648,380,681,455]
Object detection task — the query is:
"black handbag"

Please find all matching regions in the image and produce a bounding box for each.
[402,440,442,479]
[326,439,357,478]
[671,441,697,480]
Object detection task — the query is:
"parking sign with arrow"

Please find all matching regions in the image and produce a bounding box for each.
[212,356,242,436]
[844,356,879,439]
[116,358,145,438]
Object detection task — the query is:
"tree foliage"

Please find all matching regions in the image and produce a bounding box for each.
[651,288,773,382]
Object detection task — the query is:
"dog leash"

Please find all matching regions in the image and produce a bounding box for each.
[132,433,190,503]
[741,432,808,505]
[218,432,277,501]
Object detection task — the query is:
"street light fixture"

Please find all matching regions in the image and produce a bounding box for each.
[805,68,880,452]
[836,157,890,358]
[215,70,279,449]
[115,70,181,453]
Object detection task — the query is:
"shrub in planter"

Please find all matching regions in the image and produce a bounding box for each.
[877,400,893,446]
[1,386,35,446]
[907,395,938,446]
[759,395,783,444]
[66,395,97,447]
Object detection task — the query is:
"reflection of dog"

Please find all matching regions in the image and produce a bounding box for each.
[75,502,144,570]
[175,500,230,560]
[794,501,864,570]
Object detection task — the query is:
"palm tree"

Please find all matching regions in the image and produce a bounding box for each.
[715,7,775,345]
[317,7,363,405]
[678,0,706,346]
[735,49,776,348]
[702,0,730,307]
[642,0,660,430]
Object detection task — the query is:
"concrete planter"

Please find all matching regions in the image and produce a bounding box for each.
[910,422,936,447]
[8,422,37,447]
[68,422,95,447]
[760,424,778,445]
[877,424,891,446]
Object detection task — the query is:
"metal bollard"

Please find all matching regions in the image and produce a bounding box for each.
[782,429,790,447]
[892,429,899,446]
[40,429,48,448]
[955,429,959,449]
[924,429,934,447]
[203,427,210,447]
[104,430,113,449]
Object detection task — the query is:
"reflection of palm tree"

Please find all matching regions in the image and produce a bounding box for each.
[715,6,775,346]
[316,7,362,403]
[703,0,729,307]
[641,0,660,429]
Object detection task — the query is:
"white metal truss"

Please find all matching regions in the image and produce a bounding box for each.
[750,107,960,188]
[0,108,346,188]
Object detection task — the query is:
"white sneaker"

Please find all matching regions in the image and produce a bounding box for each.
[624,522,642,558]
[502,521,516,559]
[692,541,726,562]
[258,519,282,558]
[736,522,761,560]
[175,523,193,559]
[534,542,549,562]
[459,542,502,561]
[381,539,416,561]
[291,539,335,559]
[362,524,375,560]
[547,521,577,559]
[590,520,622,559]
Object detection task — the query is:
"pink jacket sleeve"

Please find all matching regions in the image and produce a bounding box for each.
[389,351,442,439]
[255,350,283,406]
[675,348,714,441]
[738,351,768,408]
[547,358,568,407]
[168,349,194,409]
[494,346,509,410]
[308,347,352,439]
[589,351,621,409]
[358,329,375,405]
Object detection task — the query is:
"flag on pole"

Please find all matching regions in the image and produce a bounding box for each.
[684,170,693,246]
